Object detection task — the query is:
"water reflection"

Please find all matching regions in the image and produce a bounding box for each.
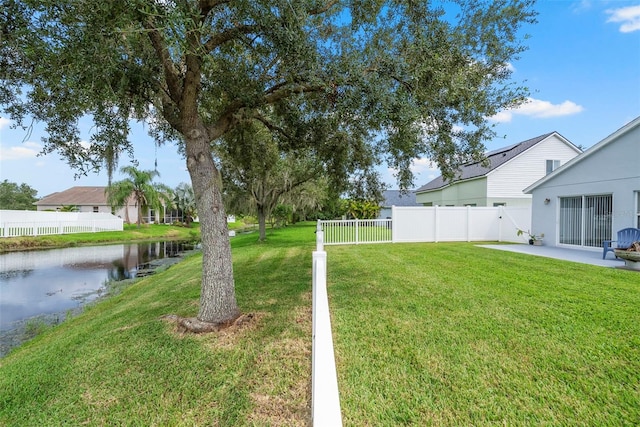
[0,241,196,334]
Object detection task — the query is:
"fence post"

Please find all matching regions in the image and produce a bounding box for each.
[467,205,471,242]
[434,205,439,243]
[316,221,324,251]
[391,205,396,243]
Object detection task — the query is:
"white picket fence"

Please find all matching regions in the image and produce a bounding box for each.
[320,218,392,245]
[0,210,123,238]
[319,205,532,245]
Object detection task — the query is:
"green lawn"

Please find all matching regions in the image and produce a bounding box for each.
[0,224,315,426]
[327,243,640,425]
[1,224,638,426]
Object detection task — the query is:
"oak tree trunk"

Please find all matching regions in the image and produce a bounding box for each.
[257,204,267,242]
[185,126,240,325]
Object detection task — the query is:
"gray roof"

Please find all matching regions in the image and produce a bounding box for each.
[415,132,556,193]
[35,186,110,206]
[382,190,419,207]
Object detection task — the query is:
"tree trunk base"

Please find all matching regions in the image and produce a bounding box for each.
[162,313,253,333]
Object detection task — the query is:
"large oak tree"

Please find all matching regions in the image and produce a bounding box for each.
[0,0,536,329]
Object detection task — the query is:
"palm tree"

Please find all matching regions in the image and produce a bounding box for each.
[106,166,173,227]
[58,205,79,212]
[172,182,197,227]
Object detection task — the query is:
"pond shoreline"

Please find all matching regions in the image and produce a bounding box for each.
[0,246,201,358]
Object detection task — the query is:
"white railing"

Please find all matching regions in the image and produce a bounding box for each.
[312,224,343,426]
[319,206,532,245]
[0,211,123,238]
[319,219,393,245]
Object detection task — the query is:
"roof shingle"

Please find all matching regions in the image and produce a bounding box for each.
[415,132,556,193]
[35,186,110,206]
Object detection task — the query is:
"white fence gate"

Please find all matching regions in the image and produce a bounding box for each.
[319,206,531,245]
[0,210,124,238]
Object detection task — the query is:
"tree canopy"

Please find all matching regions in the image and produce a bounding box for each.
[0,179,38,210]
[219,120,326,241]
[1,0,537,328]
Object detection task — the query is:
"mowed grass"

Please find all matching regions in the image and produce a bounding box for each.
[327,243,640,425]
[0,224,317,426]
[2,224,639,426]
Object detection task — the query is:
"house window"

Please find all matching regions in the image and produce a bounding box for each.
[546,159,561,175]
[493,202,506,207]
[93,206,99,213]
[464,203,477,207]
[559,194,612,247]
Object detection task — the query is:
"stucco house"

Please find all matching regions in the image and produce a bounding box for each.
[35,186,141,224]
[415,132,582,207]
[525,117,640,249]
[378,190,420,219]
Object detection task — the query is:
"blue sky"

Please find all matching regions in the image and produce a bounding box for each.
[1,0,639,198]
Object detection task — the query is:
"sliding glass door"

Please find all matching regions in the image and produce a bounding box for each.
[559,194,612,247]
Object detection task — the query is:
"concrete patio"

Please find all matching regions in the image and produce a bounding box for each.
[478,243,631,269]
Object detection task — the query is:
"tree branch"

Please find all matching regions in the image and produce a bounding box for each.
[202,24,259,53]
[263,82,325,104]
[141,17,183,104]
[251,113,294,141]
[199,0,230,15]
[307,1,340,15]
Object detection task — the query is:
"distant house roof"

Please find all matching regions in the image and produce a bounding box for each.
[35,186,110,206]
[415,132,564,193]
[382,190,419,207]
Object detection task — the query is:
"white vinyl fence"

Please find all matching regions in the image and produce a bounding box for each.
[311,224,343,426]
[0,210,124,238]
[319,205,531,245]
[320,219,392,245]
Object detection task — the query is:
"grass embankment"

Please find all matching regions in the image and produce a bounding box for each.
[328,243,640,425]
[0,224,316,426]
[0,223,202,252]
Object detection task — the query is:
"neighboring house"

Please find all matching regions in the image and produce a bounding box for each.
[525,117,640,249]
[35,186,140,223]
[378,190,420,219]
[415,132,582,207]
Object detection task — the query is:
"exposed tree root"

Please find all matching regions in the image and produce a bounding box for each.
[161,313,255,334]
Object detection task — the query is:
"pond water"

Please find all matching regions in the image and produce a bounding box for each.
[0,240,198,357]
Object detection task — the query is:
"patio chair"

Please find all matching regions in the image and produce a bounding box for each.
[602,227,640,259]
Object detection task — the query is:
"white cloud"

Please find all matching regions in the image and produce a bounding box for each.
[488,97,584,123]
[606,5,640,33]
[409,157,438,176]
[571,0,593,14]
[501,62,516,73]
[386,157,440,188]
[0,117,11,130]
[0,142,42,160]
